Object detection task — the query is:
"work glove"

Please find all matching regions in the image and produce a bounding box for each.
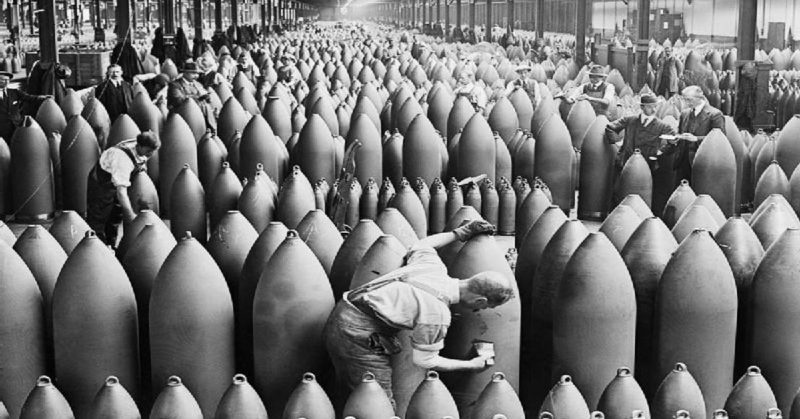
[453,219,496,242]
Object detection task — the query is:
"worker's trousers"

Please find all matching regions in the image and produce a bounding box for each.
[323,300,400,409]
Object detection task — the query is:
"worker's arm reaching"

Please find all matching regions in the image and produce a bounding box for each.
[412,348,492,372]
[413,219,496,250]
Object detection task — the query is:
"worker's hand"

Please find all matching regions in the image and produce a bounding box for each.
[50,131,61,142]
[647,155,660,171]
[680,133,699,143]
[566,97,576,104]
[468,354,494,371]
[577,94,589,101]
[453,219,496,242]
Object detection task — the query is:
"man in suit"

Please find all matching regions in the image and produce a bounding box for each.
[0,71,49,142]
[665,85,726,185]
[167,59,215,132]
[655,46,681,99]
[167,59,210,109]
[606,93,676,166]
[95,64,134,124]
[606,93,677,208]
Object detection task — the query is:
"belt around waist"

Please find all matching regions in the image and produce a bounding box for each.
[340,299,397,335]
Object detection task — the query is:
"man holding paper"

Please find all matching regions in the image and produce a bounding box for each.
[663,85,726,185]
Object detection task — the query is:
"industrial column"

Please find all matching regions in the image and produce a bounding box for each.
[444,0,449,39]
[72,0,80,36]
[485,0,491,41]
[738,0,757,61]
[39,0,58,62]
[193,0,202,42]
[8,0,20,46]
[575,0,586,66]
[420,0,427,29]
[28,0,35,34]
[232,0,239,27]
[176,3,183,31]
[145,0,150,32]
[535,0,543,38]
[635,0,650,90]
[116,0,132,39]
[737,0,772,130]
[164,0,175,34]
[261,0,267,33]
[131,0,137,31]
[506,0,513,32]
[411,0,416,28]
[94,0,104,40]
[455,0,460,31]
[214,0,223,30]
[435,0,440,28]
[468,0,474,34]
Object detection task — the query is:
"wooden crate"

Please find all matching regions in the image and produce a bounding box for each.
[24,50,111,88]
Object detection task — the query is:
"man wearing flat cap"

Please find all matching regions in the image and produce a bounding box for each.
[0,71,50,142]
[568,64,616,116]
[505,63,542,107]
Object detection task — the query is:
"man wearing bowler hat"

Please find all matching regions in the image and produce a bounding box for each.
[167,59,216,132]
[167,58,211,109]
[606,93,676,167]
[606,93,678,210]
[567,64,616,116]
[0,71,50,142]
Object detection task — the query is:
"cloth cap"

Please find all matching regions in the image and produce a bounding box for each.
[588,65,608,78]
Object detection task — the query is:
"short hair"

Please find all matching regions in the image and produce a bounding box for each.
[136,130,161,150]
[151,74,170,90]
[467,271,515,306]
[681,85,705,100]
[107,64,122,72]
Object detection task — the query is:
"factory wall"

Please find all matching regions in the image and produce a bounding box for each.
[589,0,800,43]
[396,0,800,45]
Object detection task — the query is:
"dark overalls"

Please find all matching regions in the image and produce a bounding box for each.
[584,81,610,116]
[86,140,144,245]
